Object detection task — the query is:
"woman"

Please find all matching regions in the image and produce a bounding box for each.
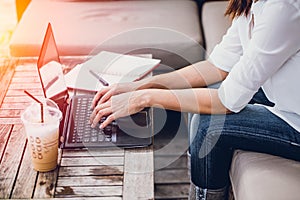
[90,0,300,199]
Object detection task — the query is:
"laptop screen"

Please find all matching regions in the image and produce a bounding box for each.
[37,23,61,69]
[37,23,68,102]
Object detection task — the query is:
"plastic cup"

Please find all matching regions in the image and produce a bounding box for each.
[21,99,62,172]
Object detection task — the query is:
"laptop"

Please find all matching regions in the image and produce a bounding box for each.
[37,23,153,149]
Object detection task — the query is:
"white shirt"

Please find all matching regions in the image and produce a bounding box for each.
[209,0,300,132]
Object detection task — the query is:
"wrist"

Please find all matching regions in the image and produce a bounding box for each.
[136,76,159,90]
[137,89,153,108]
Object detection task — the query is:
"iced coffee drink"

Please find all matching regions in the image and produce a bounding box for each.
[21,99,62,172]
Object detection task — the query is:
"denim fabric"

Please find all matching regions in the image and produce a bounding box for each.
[189,88,300,189]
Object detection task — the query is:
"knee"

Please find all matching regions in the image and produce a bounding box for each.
[189,114,225,159]
[189,114,210,158]
[189,114,211,143]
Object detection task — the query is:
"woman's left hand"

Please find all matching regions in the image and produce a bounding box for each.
[90,90,150,129]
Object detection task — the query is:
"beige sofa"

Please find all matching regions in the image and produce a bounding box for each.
[10,0,204,71]
[201,1,300,200]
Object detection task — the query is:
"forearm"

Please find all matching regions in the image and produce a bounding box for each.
[136,60,228,90]
[141,88,230,114]
[91,85,230,128]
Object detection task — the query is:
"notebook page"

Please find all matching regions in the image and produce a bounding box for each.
[85,51,160,78]
[64,51,160,91]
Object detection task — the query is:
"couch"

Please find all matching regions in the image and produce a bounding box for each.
[10,0,205,72]
[198,1,300,200]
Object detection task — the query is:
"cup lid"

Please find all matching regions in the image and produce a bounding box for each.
[21,98,62,125]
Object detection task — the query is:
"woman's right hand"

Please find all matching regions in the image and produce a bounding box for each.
[90,81,141,110]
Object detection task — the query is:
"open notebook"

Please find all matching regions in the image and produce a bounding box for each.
[64,51,161,91]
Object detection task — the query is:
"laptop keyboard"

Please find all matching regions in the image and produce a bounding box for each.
[70,96,117,144]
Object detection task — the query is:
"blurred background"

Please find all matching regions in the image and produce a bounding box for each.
[0,0,17,57]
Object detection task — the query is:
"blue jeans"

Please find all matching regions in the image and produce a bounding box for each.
[189,88,300,189]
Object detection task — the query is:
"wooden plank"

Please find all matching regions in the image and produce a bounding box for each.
[0,118,22,125]
[55,186,123,198]
[0,125,27,199]
[11,144,38,199]
[155,155,187,170]
[60,157,124,167]
[13,71,39,78]
[9,83,41,90]
[154,136,189,157]
[62,148,124,157]
[11,76,40,83]
[0,109,22,118]
[3,96,43,103]
[0,102,32,109]
[5,89,43,97]
[49,198,122,200]
[155,169,190,184]
[0,58,16,107]
[0,124,13,163]
[33,169,59,198]
[57,175,123,187]
[15,64,37,71]
[59,166,123,176]
[155,184,190,200]
[123,147,154,200]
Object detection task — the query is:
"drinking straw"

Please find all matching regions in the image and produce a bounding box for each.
[24,90,44,123]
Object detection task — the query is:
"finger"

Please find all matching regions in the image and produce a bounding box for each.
[89,102,110,124]
[90,105,100,124]
[91,107,112,128]
[99,114,115,129]
[91,89,107,109]
[99,89,113,104]
[90,92,102,110]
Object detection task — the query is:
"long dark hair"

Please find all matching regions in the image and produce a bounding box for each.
[225,0,254,19]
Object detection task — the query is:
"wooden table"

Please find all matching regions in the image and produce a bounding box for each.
[0,58,154,199]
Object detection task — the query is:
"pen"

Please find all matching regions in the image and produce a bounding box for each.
[44,75,59,90]
[89,70,109,86]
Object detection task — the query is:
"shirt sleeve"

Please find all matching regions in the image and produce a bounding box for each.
[218,1,300,113]
[208,18,243,72]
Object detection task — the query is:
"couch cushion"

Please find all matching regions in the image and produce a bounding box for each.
[201,1,231,56]
[10,0,203,69]
[230,150,300,200]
